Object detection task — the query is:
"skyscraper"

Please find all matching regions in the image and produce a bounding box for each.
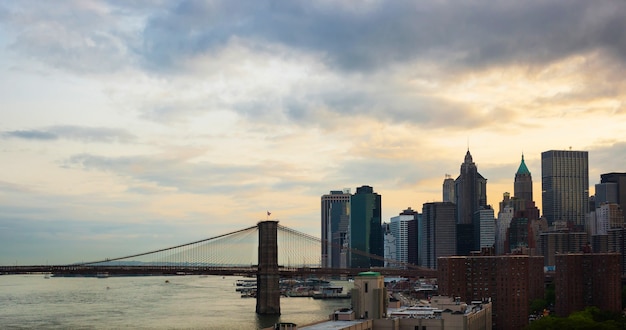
[321,189,351,268]
[389,207,419,268]
[442,174,455,203]
[541,150,589,228]
[350,185,383,268]
[514,154,533,202]
[455,150,487,225]
[455,149,487,255]
[420,202,456,269]
[600,172,626,224]
[474,206,495,250]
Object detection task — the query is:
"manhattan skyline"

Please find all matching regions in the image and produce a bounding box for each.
[1,1,625,264]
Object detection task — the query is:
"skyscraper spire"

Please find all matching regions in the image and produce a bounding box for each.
[516,153,531,175]
[514,153,533,203]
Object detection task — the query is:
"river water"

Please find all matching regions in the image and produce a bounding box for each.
[0,274,352,329]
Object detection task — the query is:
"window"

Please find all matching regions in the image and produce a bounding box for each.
[365,283,368,293]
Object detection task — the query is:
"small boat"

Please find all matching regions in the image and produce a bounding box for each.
[96,272,109,278]
[312,286,351,299]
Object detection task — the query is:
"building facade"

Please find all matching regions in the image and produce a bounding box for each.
[538,230,588,266]
[321,189,351,268]
[438,254,544,330]
[496,204,514,255]
[541,150,589,228]
[350,271,387,320]
[600,172,626,224]
[389,207,419,268]
[554,253,621,317]
[608,228,626,275]
[474,207,496,251]
[443,174,455,203]
[455,150,488,255]
[455,149,488,225]
[514,154,533,202]
[420,202,456,269]
[350,186,383,268]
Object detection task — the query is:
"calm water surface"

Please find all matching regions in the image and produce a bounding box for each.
[0,275,351,329]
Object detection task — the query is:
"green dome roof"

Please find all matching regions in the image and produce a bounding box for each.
[357,271,381,277]
[516,154,531,175]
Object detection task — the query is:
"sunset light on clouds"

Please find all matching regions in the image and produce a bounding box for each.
[1,0,625,264]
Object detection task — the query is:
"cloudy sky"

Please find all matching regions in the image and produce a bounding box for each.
[1,0,625,265]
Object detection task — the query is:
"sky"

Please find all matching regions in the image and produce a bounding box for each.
[1,0,626,265]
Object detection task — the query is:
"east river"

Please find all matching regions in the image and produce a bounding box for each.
[0,274,352,329]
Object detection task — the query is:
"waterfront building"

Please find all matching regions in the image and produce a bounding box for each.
[438,254,544,330]
[351,271,387,320]
[541,150,589,228]
[455,149,487,255]
[350,186,383,268]
[420,202,456,269]
[388,207,419,268]
[321,189,351,268]
[555,253,621,317]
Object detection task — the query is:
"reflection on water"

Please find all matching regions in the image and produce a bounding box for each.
[0,275,351,330]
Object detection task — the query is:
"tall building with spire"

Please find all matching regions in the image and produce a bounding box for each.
[514,154,533,202]
[497,155,541,254]
[455,150,487,225]
[455,150,487,255]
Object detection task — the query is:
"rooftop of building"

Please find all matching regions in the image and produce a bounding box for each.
[357,271,381,277]
[300,296,491,329]
[516,154,531,175]
[300,319,369,330]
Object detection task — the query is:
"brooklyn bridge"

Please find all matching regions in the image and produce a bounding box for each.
[0,220,436,314]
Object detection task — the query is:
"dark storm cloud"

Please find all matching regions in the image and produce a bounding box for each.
[4,1,625,75]
[140,0,626,72]
[2,126,135,143]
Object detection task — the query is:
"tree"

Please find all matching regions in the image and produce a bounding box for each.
[525,307,626,330]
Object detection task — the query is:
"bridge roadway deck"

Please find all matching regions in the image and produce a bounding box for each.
[0,265,437,278]
[4,266,626,285]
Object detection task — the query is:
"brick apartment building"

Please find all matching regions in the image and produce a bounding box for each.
[438,254,544,330]
[554,253,621,317]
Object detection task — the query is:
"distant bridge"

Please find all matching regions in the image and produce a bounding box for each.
[0,222,435,278]
[0,221,437,314]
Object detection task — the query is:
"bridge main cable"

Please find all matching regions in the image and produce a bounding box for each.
[78,225,258,266]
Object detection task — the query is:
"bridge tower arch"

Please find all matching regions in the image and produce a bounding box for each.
[256,220,280,315]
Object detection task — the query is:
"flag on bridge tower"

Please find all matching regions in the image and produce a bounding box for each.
[266,211,271,220]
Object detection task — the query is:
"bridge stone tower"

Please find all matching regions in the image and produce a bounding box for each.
[256,220,281,315]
